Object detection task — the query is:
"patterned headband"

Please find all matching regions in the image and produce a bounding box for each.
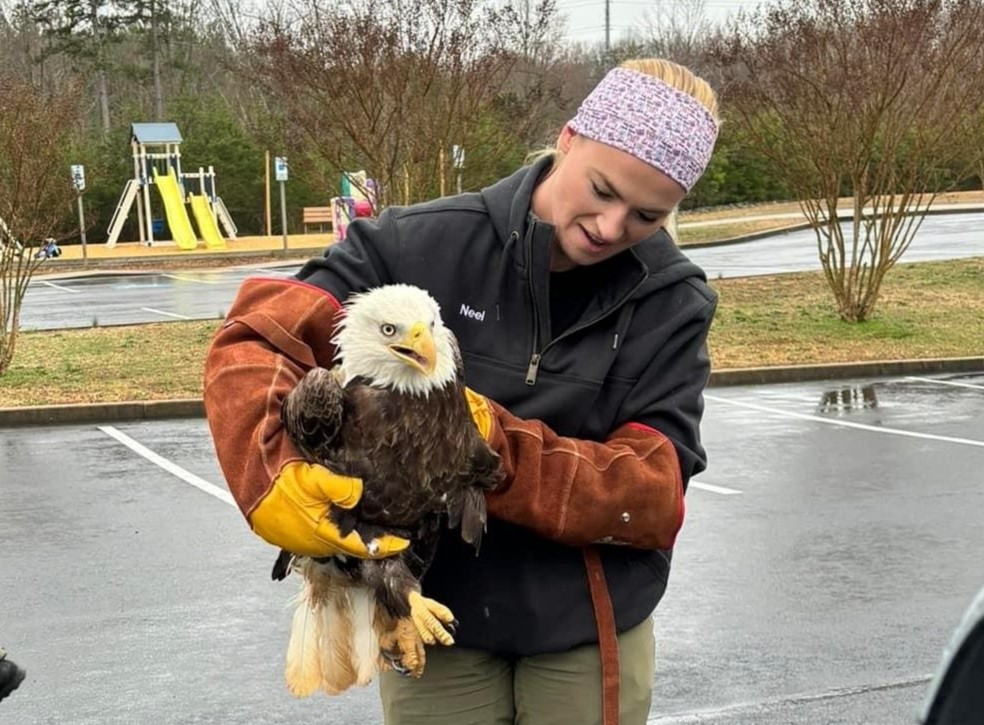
[568,67,719,193]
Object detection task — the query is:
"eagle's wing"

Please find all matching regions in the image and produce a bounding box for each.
[281,366,345,461]
[446,360,503,550]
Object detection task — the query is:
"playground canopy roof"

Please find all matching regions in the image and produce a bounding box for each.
[130,123,182,145]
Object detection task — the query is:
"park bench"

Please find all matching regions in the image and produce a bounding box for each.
[302,206,333,234]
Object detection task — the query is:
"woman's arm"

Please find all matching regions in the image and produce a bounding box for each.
[480,300,716,550]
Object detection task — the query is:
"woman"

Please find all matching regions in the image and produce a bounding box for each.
[204,57,720,725]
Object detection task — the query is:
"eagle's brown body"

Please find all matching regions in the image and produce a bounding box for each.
[281,366,499,614]
[266,283,502,695]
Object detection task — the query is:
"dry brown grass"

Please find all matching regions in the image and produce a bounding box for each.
[2,258,982,408]
[708,258,984,368]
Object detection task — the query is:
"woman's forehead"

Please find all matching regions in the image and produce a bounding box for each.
[571,135,685,210]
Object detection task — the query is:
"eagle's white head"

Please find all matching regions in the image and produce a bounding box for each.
[332,284,459,396]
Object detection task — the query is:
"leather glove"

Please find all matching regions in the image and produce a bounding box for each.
[464,387,495,442]
[250,461,409,558]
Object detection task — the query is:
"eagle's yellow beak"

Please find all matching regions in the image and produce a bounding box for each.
[389,321,437,375]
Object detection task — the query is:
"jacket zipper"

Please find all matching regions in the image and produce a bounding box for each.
[525,275,646,385]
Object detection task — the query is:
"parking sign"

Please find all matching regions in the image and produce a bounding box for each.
[274,157,289,182]
[71,164,86,192]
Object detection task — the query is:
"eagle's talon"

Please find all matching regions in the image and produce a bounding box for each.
[378,617,426,679]
[408,591,456,646]
[381,650,412,677]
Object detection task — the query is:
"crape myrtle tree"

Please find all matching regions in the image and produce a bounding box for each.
[0,73,82,374]
[242,0,527,207]
[714,0,984,322]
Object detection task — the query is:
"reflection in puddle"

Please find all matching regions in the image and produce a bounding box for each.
[818,384,879,416]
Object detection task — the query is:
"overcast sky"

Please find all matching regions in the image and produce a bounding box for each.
[557,0,747,44]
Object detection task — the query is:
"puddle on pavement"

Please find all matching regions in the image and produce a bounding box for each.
[818,384,879,416]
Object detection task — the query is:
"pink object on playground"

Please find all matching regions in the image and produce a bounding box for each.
[353,200,373,217]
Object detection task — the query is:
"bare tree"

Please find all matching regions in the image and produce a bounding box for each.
[715,0,984,322]
[488,0,572,148]
[641,0,715,71]
[0,73,82,374]
[243,0,521,206]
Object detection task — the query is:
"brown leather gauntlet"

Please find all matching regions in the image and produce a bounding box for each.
[484,401,685,550]
[203,278,343,519]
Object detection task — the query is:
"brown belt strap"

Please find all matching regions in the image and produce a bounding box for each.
[584,546,620,725]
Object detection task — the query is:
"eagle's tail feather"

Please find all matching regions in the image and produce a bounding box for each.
[315,579,379,694]
[284,563,328,697]
[350,586,379,686]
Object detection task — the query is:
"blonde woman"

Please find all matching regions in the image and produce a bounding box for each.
[205,58,720,725]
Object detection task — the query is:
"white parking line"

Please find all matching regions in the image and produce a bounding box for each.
[646,674,932,724]
[162,273,224,285]
[141,307,192,320]
[690,480,742,495]
[251,267,295,276]
[39,280,80,293]
[906,375,984,391]
[706,395,984,448]
[98,426,235,506]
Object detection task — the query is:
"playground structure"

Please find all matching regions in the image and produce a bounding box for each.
[106,123,238,249]
[331,170,377,242]
[0,216,19,254]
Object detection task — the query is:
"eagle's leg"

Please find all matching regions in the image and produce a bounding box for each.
[407,589,456,646]
[362,558,457,649]
[376,609,426,679]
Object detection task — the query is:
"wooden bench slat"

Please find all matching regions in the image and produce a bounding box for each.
[302,206,333,233]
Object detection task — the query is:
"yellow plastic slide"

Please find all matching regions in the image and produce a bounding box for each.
[189,195,226,249]
[152,168,198,250]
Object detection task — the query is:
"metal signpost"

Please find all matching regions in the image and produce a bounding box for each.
[71,164,88,264]
[274,156,289,254]
[452,145,465,195]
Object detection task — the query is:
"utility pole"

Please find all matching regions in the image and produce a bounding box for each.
[605,0,611,60]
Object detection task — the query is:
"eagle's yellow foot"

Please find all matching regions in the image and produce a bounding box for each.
[407,591,456,646]
[379,617,426,678]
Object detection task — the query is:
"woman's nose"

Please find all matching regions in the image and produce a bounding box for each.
[597,206,628,242]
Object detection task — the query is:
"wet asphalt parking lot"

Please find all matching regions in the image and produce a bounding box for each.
[3,372,983,724]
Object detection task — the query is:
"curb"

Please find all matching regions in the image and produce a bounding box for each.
[2,357,981,428]
[35,247,319,277]
[0,399,204,427]
[708,356,984,387]
[681,222,811,249]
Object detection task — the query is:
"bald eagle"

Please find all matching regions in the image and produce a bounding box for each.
[273,284,501,696]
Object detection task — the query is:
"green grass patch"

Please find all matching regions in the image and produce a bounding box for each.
[708,258,984,368]
[1,258,982,407]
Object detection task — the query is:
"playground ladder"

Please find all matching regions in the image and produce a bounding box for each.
[214,196,238,239]
[106,179,140,248]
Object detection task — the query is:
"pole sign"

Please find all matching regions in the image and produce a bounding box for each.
[274,156,289,182]
[71,164,86,192]
[451,145,465,169]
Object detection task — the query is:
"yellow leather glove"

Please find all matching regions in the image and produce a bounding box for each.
[250,461,409,558]
[464,387,495,442]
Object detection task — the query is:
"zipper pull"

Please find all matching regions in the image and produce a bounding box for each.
[526,354,541,385]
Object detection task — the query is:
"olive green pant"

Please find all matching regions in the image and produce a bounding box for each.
[379,618,655,725]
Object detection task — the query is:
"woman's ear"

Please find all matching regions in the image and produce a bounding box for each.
[557,125,577,153]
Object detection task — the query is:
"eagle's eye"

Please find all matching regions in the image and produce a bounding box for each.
[380,323,397,337]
